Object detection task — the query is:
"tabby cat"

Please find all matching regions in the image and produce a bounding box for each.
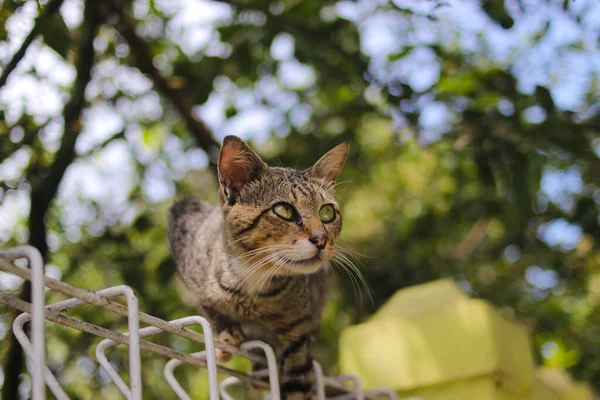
[167,135,349,399]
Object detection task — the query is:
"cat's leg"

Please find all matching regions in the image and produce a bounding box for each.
[201,306,245,362]
[273,316,316,400]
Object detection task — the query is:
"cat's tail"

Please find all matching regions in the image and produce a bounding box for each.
[167,197,211,265]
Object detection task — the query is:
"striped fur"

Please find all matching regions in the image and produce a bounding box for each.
[168,136,348,399]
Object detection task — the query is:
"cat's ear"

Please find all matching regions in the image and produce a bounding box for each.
[309,143,349,183]
[218,136,267,195]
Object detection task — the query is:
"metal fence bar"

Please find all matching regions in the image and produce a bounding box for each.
[11,285,144,399]
[0,254,263,363]
[165,351,207,400]
[0,246,399,400]
[169,316,219,400]
[219,377,243,400]
[97,316,220,400]
[96,337,134,399]
[241,341,281,399]
[1,246,46,400]
[313,361,327,400]
[12,313,69,400]
[328,375,364,400]
[0,293,264,386]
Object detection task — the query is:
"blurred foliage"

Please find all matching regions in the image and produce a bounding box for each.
[1,0,600,398]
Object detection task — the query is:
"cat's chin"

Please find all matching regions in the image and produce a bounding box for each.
[280,256,327,275]
[283,263,324,275]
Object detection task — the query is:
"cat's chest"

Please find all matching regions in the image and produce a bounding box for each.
[237,267,272,295]
[222,278,308,320]
[228,282,306,318]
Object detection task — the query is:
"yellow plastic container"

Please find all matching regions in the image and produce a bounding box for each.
[339,280,597,399]
[339,281,535,398]
[370,279,468,321]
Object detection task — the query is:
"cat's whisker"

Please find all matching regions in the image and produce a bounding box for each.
[336,242,376,260]
[241,252,286,303]
[332,251,374,307]
[232,245,289,264]
[213,251,285,307]
[225,254,276,292]
[229,244,291,267]
[233,248,293,293]
[232,252,285,292]
[341,264,365,310]
[335,249,373,296]
[251,257,287,307]
[332,180,354,188]
[332,257,361,305]
[335,245,361,262]
[335,246,374,296]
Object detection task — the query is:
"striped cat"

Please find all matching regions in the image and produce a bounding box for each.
[167,135,349,399]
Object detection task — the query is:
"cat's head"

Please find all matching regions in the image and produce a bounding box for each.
[218,135,348,275]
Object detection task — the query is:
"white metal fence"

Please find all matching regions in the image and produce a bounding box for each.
[0,246,398,400]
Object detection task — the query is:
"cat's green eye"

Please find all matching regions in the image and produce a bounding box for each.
[319,204,336,223]
[273,203,295,221]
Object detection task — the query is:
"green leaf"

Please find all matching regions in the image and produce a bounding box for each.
[437,75,478,95]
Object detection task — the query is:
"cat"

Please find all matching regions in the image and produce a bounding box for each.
[167,135,349,400]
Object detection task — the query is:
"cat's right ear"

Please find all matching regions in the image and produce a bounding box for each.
[218,136,267,201]
[309,142,349,183]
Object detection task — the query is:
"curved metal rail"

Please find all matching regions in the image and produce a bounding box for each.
[0,245,400,400]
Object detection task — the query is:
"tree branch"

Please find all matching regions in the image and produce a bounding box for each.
[0,0,65,89]
[1,2,102,398]
[79,129,127,158]
[107,0,220,163]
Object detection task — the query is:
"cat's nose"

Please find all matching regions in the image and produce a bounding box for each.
[309,230,327,250]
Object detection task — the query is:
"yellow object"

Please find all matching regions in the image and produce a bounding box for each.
[370,279,468,321]
[535,368,596,400]
[396,375,523,400]
[530,376,562,400]
[340,299,535,397]
[339,280,597,399]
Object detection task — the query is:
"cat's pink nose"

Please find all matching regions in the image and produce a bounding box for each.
[309,230,327,250]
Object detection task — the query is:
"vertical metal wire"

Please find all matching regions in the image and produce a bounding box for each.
[170,316,219,400]
[118,286,142,399]
[96,338,136,398]
[97,316,219,400]
[328,374,364,400]
[219,376,243,400]
[164,351,206,400]
[18,285,144,399]
[2,246,46,400]
[313,360,327,400]
[12,313,69,400]
[241,341,280,400]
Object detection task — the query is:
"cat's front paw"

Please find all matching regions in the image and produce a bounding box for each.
[214,327,245,362]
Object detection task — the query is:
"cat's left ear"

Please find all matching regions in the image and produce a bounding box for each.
[309,143,349,183]
[218,136,267,196]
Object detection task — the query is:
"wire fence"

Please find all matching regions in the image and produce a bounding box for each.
[0,245,399,400]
